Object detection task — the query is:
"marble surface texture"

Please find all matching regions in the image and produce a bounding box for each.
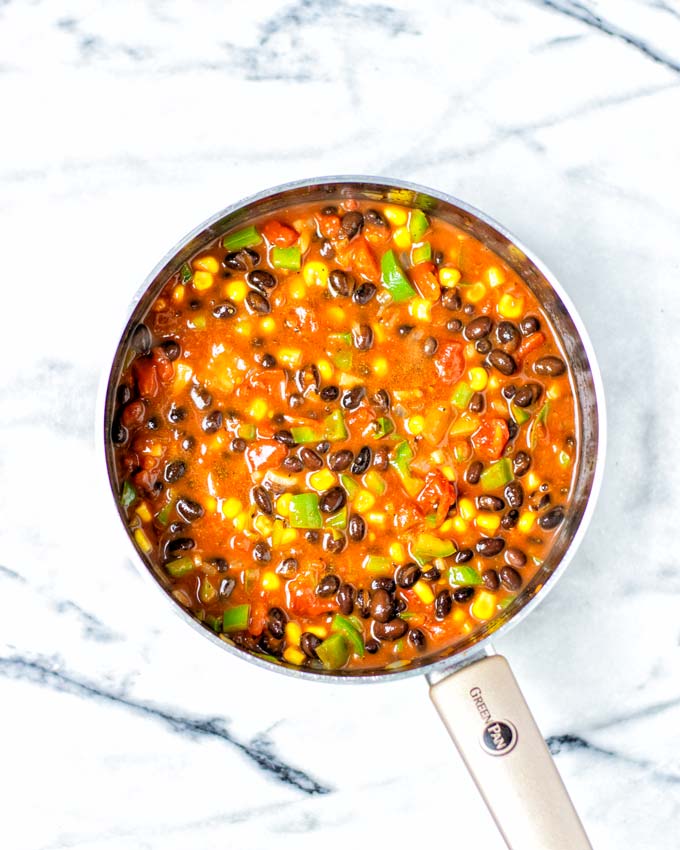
[2,1,680,848]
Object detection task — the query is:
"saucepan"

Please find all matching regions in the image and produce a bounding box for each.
[98,177,605,850]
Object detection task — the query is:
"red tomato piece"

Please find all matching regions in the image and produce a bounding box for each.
[395,502,424,531]
[416,469,457,526]
[471,418,510,461]
[242,369,288,400]
[286,575,337,617]
[433,341,465,383]
[120,399,146,428]
[351,237,380,281]
[517,331,546,359]
[410,262,440,301]
[151,347,174,382]
[132,357,159,398]
[261,219,298,248]
[245,440,288,472]
[316,213,342,240]
[249,596,269,636]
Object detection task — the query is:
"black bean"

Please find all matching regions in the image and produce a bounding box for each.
[181,435,195,451]
[131,323,151,354]
[408,628,426,651]
[514,383,542,408]
[340,210,364,239]
[365,208,386,226]
[288,392,304,409]
[538,506,565,530]
[319,486,346,514]
[256,354,275,371]
[353,324,374,350]
[248,269,277,290]
[454,549,473,564]
[320,386,339,402]
[267,607,287,639]
[218,577,236,599]
[316,574,341,597]
[253,541,271,563]
[319,239,334,259]
[351,446,372,474]
[465,316,492,340]
[161,340,181,361]
[245,290,271,315]
[464,304,475,315]
[324,531,346,554]
[347,513,366,542]
[505,548,527,568]
[507,420,519,440]
[501,509,519,530]
[466,460,483,485]
[337,583,355,615]
[453,586,475,603]
[373,448,390,471]
[341,385,365,410]
[189,299,201,310]
[482,569,500,591]
[477,495,505,512]
[212,301,237,319]
[447,317,463,333]
[395,563,421,588]
[329,269,352,297]
[322,205,338,215]
[164,461,186,483]
[534,356,566,377]
[532,492,552,512]
[398,324,415,337]
[435,590,453,620]
[299,447,324,470]
[496,321,520,350]
[356,588,371,618]
[165,537,195,556]
[421,566,441,581]
[395,598,407,613]
[476,339,493,355]
[282,455,304,472]
[371,577,396,593]
[277,557,298,576]
[296,364,321,394]
[190,385,212,410]
[469,392,485,413]
[176,498,204,522]
[476,537,505,557]
[300,632,322,659]
[500,566,522,591]
[329,449,354,471]
[421,336,438,357]
[209,557,228,572]
[520,316,540,336]
[487,349,517,375]
[352,280,378,307]
[513,451,532,477]
[371,589,395,624]
[272,429,293,447]
[147,419,159,435]
[202,410,223,433]
[373,618,408,641]
[502,384,517,400]
[116,384,132,406]
[441,289,462,311]
[316,440,331,455]
[168,521,185,534]
[372,389,391,412]
[505,481,524,509]
[252,485,273,515]
[365,638,380,654]
[223,251,248,270]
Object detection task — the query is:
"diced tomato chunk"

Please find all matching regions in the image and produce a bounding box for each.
[249,596,269,636]
[151,347,174,382]
[316,213,342,240]
[351,237,380,281]
[410,262,440,301]
[395,502,424,531]
[433,341,465,383]
[471,418,509,461]
[517,331,546,359]
[133,357,159,398]
[261,220,298,248]
[245,440,288,472]
[416,469,456,526]
[286,575,337,617]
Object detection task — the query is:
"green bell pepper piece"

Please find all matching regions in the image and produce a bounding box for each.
[180,262,193,283]
[331,350,353,370]
[222,604,251,633]
[480,457,513,491]
[156,500,174,527]
[381,250,417,302]
[331,614,365,657]
[372,416,394,439]
[291,425,323,443]
[288,493,324,529]
[409,209,429,241]
[165,556,195,577]
[390,440,423,497]
[363,554,392,573]
[120,480,137,509]
[448,565,483,586]
[222,225,262,251]
[511,403,531,425]
[238,423,256,440]
[316,632,350,669]
[205,614,223,633]
[271,246,301,270]
[324,409,348,442]
[328,332,353,347]
[537,401,550,425]
[340,473,359,497]
[411,241,432,265]
[412,533,455,564]
[326,506,348,529]
[451,381,474,410]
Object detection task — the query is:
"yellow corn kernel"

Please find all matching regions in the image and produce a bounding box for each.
[518,510,535,534]
[248,397,268,421]
[192,270,214,291]
[193,255,219,274]
[233,511,250,532]
[442,465,456,481]
[205,495,218,514]
[135,502,152,523]
[285,621,302,645]
[281,527,298,544]
[372,357,389,378]
[133,527,152,554]
[317,359,334,382]
[288,274,307,300]
[326,305,346,326]
[526,472,540,491]
[259,316,275,335]
[373,323,387,343]
[413,580,435,604]
[276,493,292,517]
[486,266,505,288]
[407,298,431,322]
[392,226,411,249]
[222,497,243,519]
[234,319,252,337]
[464,343,476,361]
[439,267,462,288]
[469,367,488,391]
[458,497,477,521]
[261,571,281,591]
[384,205,408,226]
[226,279,247,303]
[173,362,193,390]
[558,450,571,467]
[354,489,376,512]
[389,541,407,564]
[309,469,336,491]
[303,260,329,288]
[466,282,487,303]
[406,415,425,435]
[367,512,387,528]
[472,591,497,621]
[488,375,499,391]
[306,624,328,639]
[452,607,466,624]
[253,515,274,537]
[278,348,302,369]
[498,293,524,319]
[547,383,561,400]
[452,515,468,534]
[439,518,454,533]
[172,284,185,303]
[364,469,385,495]
[476,512,501,533]
[283,646,306,666]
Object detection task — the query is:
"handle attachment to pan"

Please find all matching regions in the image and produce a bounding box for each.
[429,653,592,850]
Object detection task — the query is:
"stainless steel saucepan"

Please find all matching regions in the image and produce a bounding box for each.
[99,177,605,850]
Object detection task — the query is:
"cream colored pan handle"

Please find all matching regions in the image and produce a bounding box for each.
[429,654,592,850]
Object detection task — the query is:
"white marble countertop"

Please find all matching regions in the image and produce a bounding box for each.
[2,1,680,848]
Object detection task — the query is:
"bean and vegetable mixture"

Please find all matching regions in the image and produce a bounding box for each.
[112,199,576,672]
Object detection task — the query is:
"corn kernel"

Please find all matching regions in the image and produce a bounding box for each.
[285,621,302,645]
[222,497,243,519]
[472,591,497,620]
[526,472,540,491]
[372,357,389,378]
[234,319,252,337]
[172,284,185,303]
[559,450,571,467]
[367,512,387,527]
[469,367,488,391]
[354,489,376,512]
[283,646,306,666]
[278,348,302,369]
[226,279,247,303]
[413,580,435,604]
[458,497,477,521]
[233,511,250,532]
[309,469,336,491]
[392,226,411,249]
[518,510,535,534]
[488,375,499,391]
[389,542,407,564]
[248,397,268,421]
[276,493,292,517]
[439,267,462,288]
[498,293,524,319]
[408,298,431,322]
[384,205,408,226]
[253,515,274,536]
[547,384,561,400]
[306,624,328,639]
[288,274,307,300]
[406,415,425,435]
[192,270,214,291]
[466,282,487,303]
[373,323,387,343]
[452,607,466,624]
[326,305,346,326]
[259,316,275,334]
[261,571,281,591]
[193,255,219,274]
[174,362,193,389]
[298,229,311,254]
[280,527,298,545]
[317,359,334,382]
[133,527,152,554]
[441,465,456,481]
[486,266,505,288]
[439,519,454,533]
[135,502,152,523]
[476,513,501,533]
[205,495,218,514]
[303,260,329,288]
